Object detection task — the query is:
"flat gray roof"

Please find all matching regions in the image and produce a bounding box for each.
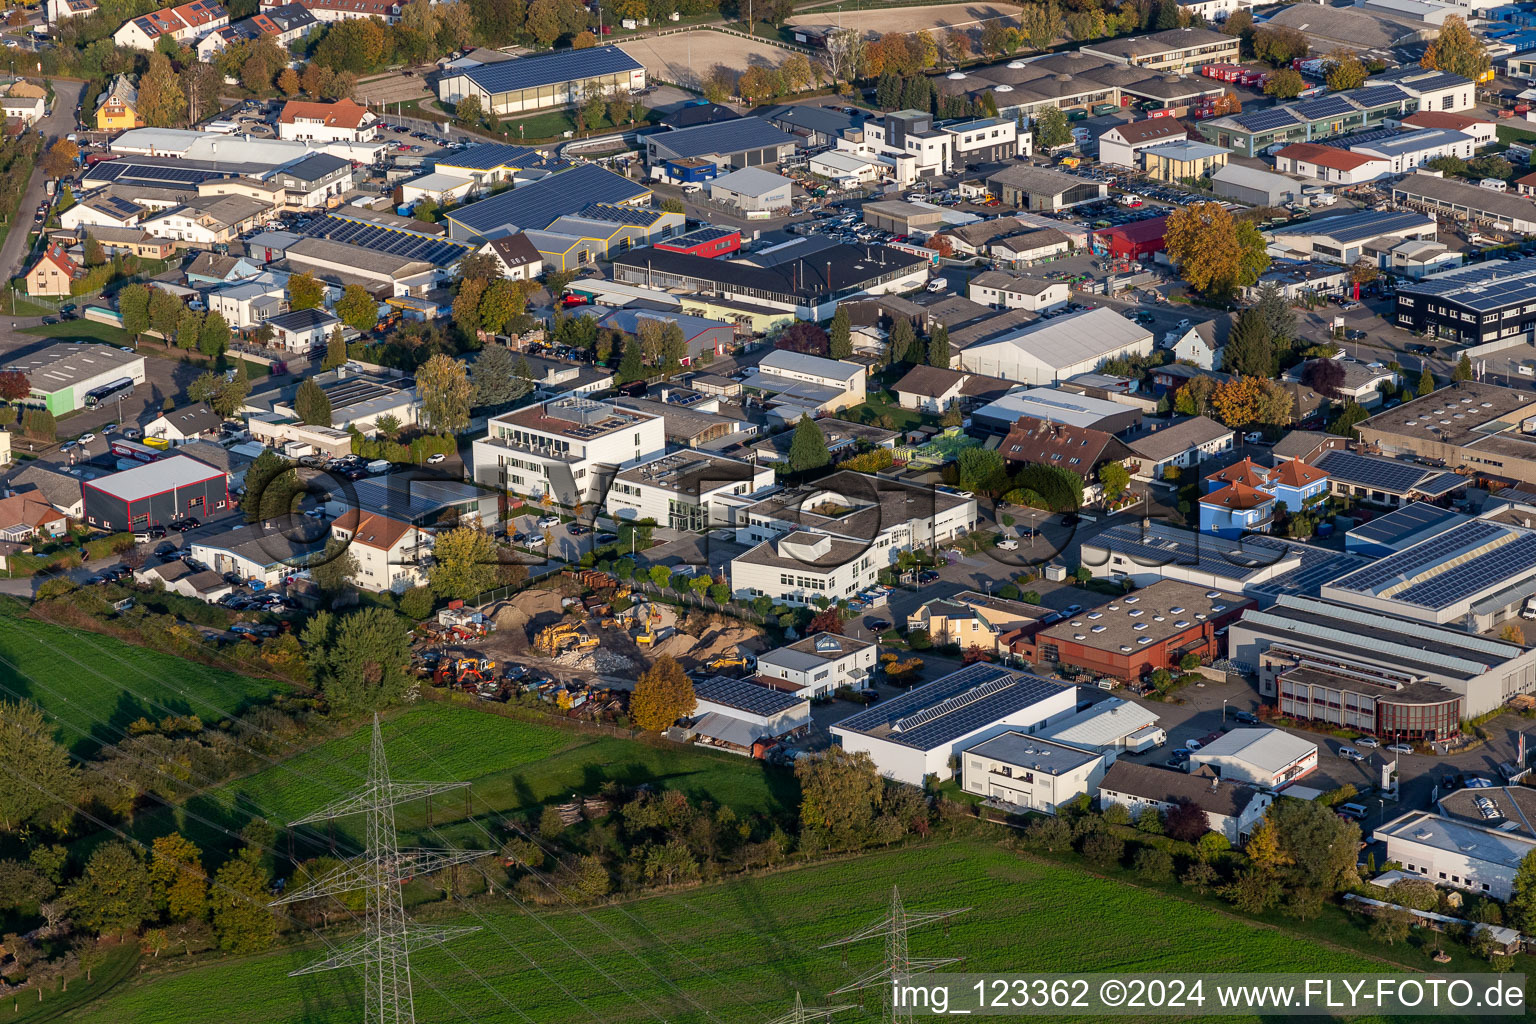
[966,730,1099,775]
[5,343,141,392]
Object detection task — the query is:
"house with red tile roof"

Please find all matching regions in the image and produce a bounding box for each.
[277,97,379,143]
[113,0,228,49]
[330,508,425,592]
[1199,480,1275,538]
[1400,110,1495,147]
[25,242,79,297]
[1273,142,1391,185]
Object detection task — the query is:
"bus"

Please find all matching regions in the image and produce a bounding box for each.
[83,377,135,408]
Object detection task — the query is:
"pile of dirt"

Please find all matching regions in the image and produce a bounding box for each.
[487,590,566,641]
[649,631,699,662]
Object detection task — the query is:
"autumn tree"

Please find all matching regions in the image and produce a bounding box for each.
[1211,376,1293,428]
[630,655,696,732]
[42,139,78,178]
[288,271,324,311]
[335,284,378,333]
[1164,202,1270,296]
[67,842,152,935]
[1263,67,1306,99]
[149,833,206,922]
[137,53,187,127]
[426,527,497,600]
[795,747,885,849]
[0,701,79,835]
[1325,49,1366,91]
[1252,25,1309,66]
[1422,16,1490,82]
[417,353,472,433]
[210,851,277,953]
[300,608,415,712]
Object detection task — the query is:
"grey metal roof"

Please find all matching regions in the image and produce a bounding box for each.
[446,46,643,97]
[1348,501,1468,550]
[82,454,225,503]
[349,473,491,521]
[446,163,649,236]
[1270,208,1434,245]
[832,663,1070,752]
[966,730,1099,775]
[276,152,349,184]
[650,117,796,160]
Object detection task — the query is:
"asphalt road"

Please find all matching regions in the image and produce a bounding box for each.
[1,78,84,282]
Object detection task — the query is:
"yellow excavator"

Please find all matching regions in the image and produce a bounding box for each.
[535,622,581,654]
[708,655,756,672]
[570,628,599,651]
[635,623,658,647]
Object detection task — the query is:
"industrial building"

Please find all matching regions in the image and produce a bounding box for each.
[830,663,1078,786]
[970,386,1143,435]
[1266,209,1436,265]
[647,118,798,178]
[1197,82,1426,157]
[1229,594,1536,718]
[1037,697,1164,762]
[442,164,652,241]
[1375,810,1536,901]
[985,165,1108,212]
[688,675,811,754]
[1392,172,1536,234]
[1187,728,1317,789]
[436,46,645,117]
[956,307,1153,386]
[935,49,1224,122]
[1262,646,1463,741]
[81,455,230,533]
[5,344,145,415]
[1354,383,1536,489]
[1392,256,1536,344]
[1005,580,1252,683]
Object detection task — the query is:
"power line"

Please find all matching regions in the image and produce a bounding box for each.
[273,715,484,1024]
[821,887,968,1024]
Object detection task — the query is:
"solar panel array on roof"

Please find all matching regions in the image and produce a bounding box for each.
[1091,524,1278,582]
[452,46,643,96]
[350,475,489,520]
[668,225,737,244]
[1393,532,1536,608]
[438,142,539,171]
[1348,502,1467,547]
[1314,450,1430,493]
[1294,96,1354,121]
[303,213,473,266]
[447,163,649,236]
[1248,548,1372,600]
[1272,209,1432,245]
[692,675,805,716]
[96,196,143,217]
[88,161,224,186]
[1398,258,1536,311]
[577,202,660,226]
[1233,108,1300,132]
[834,663,1068,751]
[1330,520,1503,594]
[650,117,796,160]
[1349,84,1412,108]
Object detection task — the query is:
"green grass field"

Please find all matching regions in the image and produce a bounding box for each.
[59,840,1412,1024]
[0,602,286,757]
[118,704,796,857]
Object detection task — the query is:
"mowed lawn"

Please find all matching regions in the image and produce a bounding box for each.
[63,840,1403,1024]
[0,602,285,756]
[120,705,797,856]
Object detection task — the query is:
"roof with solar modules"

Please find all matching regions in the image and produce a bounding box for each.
[1199,81,1418,148]
[442,46,643,97]
[831,663,1072,751]
[443,163,650,237]
[300,211,474,267]
[1320,515,1536,620]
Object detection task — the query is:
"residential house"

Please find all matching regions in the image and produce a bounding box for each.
[265,307,340,353]
[906,590,1053,653]
[143,195,270,247]
[1097,118,1191,169]
[1125,415,1234,482]
[1098,761,1271,845]
[1163,320,1224,370]
[755,633,877,698]
[1280,358,1399,410]
[144,403,223,444]
[960,732,1106,814]
[4,463,85,518]
[113,0,229,49]
[329,508,428,592]
[477,233,544,281]
[891,365,1013,414]
[968,270,1069,311]
[59,195,146,234]
[0,492,68,540]
[999,415,1133,488]
[132,561,234,603]
[25,243,79,297]
[94,74,143,132]
[277,98,379,143]
[1198,479,1275,538]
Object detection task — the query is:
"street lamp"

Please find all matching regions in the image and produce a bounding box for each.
[1222,698,1227,723]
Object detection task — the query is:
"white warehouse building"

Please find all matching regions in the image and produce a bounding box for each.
[471,397,665,508]
[830,663,1079,786]
[960,731,1106,814]
[1374,810,1536,901]
[1187,727,1318,789]
[956,306,1154,385]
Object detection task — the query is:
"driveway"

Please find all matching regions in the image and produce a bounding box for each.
[1,78,85,281]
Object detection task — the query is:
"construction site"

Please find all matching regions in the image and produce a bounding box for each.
[410,568,770,721]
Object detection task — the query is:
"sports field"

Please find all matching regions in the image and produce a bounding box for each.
[117,704,797,855]
[619,30,791,90]
[0,601,286,756]
[61,840,1400,1024]
[788,2,1016,40]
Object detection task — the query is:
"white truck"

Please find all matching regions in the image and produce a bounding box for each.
[1125,725,1167,753]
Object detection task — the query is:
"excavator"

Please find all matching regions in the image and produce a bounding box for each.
[454,656,496,689]
[535,622,581,655]
[708,655,756,673]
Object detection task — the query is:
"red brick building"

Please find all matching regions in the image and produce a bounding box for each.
[1005,580,1253,683]
[1095,217,1167,260]
[656,225,741,259]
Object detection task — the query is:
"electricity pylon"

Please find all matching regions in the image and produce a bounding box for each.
[273,715,488,1024]
[764,991,858,1024]
[820,887,969,1024]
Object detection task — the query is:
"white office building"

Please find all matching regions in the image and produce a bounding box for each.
[1375,810,1536,900]
[472,397,666,508]
[1187,727,1318,788]
[606,450,773,531]
[756,633,878,698]
[960,731,1106,813]
[831,663,1079,785]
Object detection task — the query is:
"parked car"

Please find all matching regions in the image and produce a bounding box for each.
[1386,743,1413,755]
[1337,746,1364,761]
[1354,736,1380,748]
[1230,711,1259,725]
[595,532,618,544]
[567,524,591,536]
[537,514,560,528]
[995,537,1019,550]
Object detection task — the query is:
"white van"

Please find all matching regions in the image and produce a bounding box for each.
[1520,364,1535,377]
[1338,746,1364,761]
[1338,802,1368,819]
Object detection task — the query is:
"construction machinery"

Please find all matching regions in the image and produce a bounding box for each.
[454,656,496,689]
[708,655,756,673]
[535,622,582,654]
[635,623,658,647]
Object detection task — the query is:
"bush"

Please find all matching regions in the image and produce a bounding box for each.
[1135,808,1164,834]
[1101,803,1131,826]
[906,628,932,650]
[398,586,434,620]
[1132,846,1174,882]
[1181,861,1219,893]
[20,407,55,440]
[1081,831,1125,868]
[1194,831,1230,861]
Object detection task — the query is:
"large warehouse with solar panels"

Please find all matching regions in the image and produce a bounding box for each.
[830,663,1078,785]
[437,45,645,116]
